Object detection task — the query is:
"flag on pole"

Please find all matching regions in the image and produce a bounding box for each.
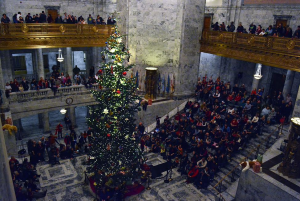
[135,71,139,89]
[166,74,170,94]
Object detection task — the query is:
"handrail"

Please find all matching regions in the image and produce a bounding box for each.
[0,24,114,36]
[201,31,300,55]
[213,124,281,190]
[9,84,98,103]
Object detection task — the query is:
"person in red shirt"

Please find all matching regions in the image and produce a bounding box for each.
[55,123,63,138]
[186,165,199,184]
[231,118,238,131]
[234,93,242,103]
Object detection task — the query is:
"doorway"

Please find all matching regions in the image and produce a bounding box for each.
[276,19,287,27]
[47,9,58,22]
[204,17,211,31]
[269,73,286,97]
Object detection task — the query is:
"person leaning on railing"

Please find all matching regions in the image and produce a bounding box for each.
[1,14,10,24]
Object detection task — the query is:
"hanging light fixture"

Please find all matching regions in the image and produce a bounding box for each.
[57,48,64,62]
[60,108,67,114]
[254,63,263,79]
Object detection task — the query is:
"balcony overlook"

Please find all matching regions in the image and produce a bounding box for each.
[0,24,114,50]
[200,31,300,72]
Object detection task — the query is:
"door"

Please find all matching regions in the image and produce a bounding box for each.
[276,19,287,28]
[269,73,286,98]
[204,17,211,31]
[47,9,58,23]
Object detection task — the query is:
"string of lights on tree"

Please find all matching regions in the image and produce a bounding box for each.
[87,24,143,189]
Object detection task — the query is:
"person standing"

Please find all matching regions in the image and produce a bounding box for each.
[55,123,63,138]
[39,11,47,23]
[87,14,93,24]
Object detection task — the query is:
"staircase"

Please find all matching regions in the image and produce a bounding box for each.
[203,124,282,200]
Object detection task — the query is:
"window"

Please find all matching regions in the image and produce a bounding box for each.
[12,56,26,71]
[43,55,49,69]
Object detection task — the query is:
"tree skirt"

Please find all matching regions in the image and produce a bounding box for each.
[89,178,145,198]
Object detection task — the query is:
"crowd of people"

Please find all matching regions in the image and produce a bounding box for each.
[211,21,300,38]
[138,76,290,190]
[4,65,97,98]
[1,12,116,25]
[11,113,96,200]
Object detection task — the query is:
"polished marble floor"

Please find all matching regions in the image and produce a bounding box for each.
[32,152,215,201]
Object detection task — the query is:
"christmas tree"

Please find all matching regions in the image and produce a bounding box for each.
[87,25,143,190]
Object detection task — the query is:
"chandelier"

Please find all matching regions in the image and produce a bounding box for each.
[254,63,263,79]
[60,108,67,114]
[57,48,64,62]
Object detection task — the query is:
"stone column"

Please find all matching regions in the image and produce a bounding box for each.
[0,56,9,106]
[42,112,50,133]
[0,120,17,201]
[292,85,300,118]
[69,107,76,128]
[0,50,13,84]
[65,47,73,80]
[176,0,206,96]
[13,119,23,140]
[38,114,43,129]
[282,70,296,100]
[251,63,262,90]
[36,48,45,79]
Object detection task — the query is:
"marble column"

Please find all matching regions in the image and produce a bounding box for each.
[13,118,23,140]
[0,56,9,106]
[36,48,45,79]
[38,114,43,129]
[251,63,262,90]
[175,0,206,96]
[0,50,13,84]
[0,120,17,201]
[292,85,300,118]
[65,47,73,80]
[282,70,295,100]
[69,107,77,128]
[42,112,50,133]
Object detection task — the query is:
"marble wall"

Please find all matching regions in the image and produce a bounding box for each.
[292,85,300,118]
[236,169,300,201]
[118,0,206,96]
[1,0,117,21]
[12,53,34,74]
[205,0,300,32]
[73,51,86,71]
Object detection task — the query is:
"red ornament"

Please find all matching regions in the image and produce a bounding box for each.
[122,72,127,76]
[111,66,114,74]
[107,133,111,137]
[116,90,121,94]
[97,69,103,75]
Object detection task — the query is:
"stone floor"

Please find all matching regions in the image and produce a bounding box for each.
[32,152,215,201]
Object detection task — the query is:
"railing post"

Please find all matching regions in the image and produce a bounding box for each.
[255,145,260,159]
[231,169,236,182]
[276,126,280,139]
[265,135,271,149]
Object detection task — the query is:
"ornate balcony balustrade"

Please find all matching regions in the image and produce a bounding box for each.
[200,31,300,72]
[0,24,114,50]
[9,84,99,120]
[9,84,99,103]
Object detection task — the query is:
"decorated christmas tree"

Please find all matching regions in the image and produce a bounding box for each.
[87,25,143,191]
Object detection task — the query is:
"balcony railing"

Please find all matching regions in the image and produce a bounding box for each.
[0,24,114,50]
[9,84,98,103]
[200,31,300,72]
